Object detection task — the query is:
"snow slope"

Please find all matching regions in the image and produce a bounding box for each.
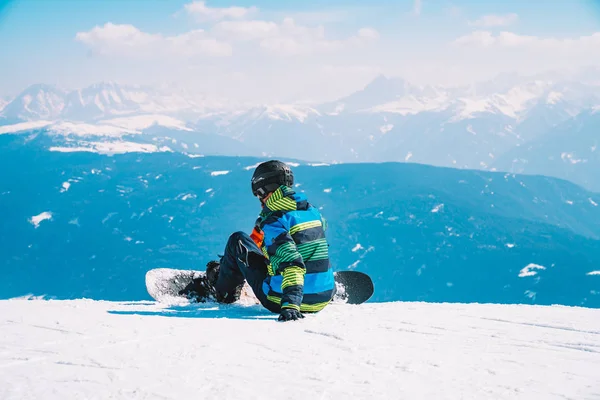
[0,115,190,137]
[0,97,10,112]
[1,299,599,399]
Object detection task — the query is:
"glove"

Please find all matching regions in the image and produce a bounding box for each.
[278,308,305,322]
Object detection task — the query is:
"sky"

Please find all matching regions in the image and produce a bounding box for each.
[1,0,600,103]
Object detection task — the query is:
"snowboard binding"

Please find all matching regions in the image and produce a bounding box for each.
[177,275,215,302]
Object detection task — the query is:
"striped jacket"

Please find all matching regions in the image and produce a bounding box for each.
[257,185,335,312]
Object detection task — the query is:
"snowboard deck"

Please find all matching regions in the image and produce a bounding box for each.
[333,270,374,305]
[145,268,374,306]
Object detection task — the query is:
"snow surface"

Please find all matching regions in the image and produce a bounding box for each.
[455,82,549,121]
[244,162,262,170]
[547,91,564,105]
[99,114,192,131]
[1,300,599,400]
[49,121,137,137]
[29,212,52,228]
[0,97,9,112]
[561,152,586,164]
[0,114,190,139]
[367,94,449,115]
[519,263,546,278]
[0,120,53,134]
[49,142,172,155]
[263,104,320,123]
[326,103,345,116]
[431,204,444,213]
[352,243,364,252]
[379,124,394,134]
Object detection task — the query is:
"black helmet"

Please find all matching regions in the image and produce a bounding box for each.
[251,160,294,198]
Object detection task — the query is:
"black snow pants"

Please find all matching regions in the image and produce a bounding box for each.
[215,231,280,313]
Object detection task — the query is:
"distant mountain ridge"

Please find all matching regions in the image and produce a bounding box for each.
[494,110,600,191]
[0,82,233,123]
[2,68,600,191]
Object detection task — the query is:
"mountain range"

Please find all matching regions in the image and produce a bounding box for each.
[1,68,599,192]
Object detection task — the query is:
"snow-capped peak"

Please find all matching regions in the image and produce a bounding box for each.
[1,82,234,124]
[263,104,320,123]
[452,80,555,121]
[1,84,67,121]
[546,91,564,105]
[228,104,321,124]
[0,96,10,112]
[365,92,450,115]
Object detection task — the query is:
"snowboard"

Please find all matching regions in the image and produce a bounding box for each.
[145,268,374,306]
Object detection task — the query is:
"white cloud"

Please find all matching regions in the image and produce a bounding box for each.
[441,30,600,88]
[469,13,519,28]
[166,30,232,57]
[279,10,351,25]
[214,17,379,56]
[213,20,279,41]
[76,23,159,54]
[184,1,257,22]
[453,30,600,51]
[76,23,232,58]
[256,19,339,55]
[78,17,379,60]
[358,28,380,40]
[71,6,382,103]
[453,31,497,47]
[413,0,422,16]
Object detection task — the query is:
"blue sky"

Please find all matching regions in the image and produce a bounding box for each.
[1,0,600,102]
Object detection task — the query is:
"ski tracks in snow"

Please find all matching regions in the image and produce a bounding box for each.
[0,300,599,399]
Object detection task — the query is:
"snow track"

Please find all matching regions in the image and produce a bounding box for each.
[1,300,599,399]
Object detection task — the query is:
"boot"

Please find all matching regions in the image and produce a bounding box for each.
[177,274,214,302]
[206,260,220,288]
[206,259,244,304]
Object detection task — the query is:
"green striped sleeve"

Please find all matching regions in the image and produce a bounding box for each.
[270,241,302,272]
[281,266,305,310]
[281,266,305,289]
[297,238,329,261]
[290,220,322,235]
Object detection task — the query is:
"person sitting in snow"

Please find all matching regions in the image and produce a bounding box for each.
[181,160,335,322]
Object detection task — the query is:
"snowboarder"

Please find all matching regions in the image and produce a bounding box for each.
[182,160,336,322]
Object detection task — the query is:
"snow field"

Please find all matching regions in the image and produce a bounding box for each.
[1,300,599,399]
